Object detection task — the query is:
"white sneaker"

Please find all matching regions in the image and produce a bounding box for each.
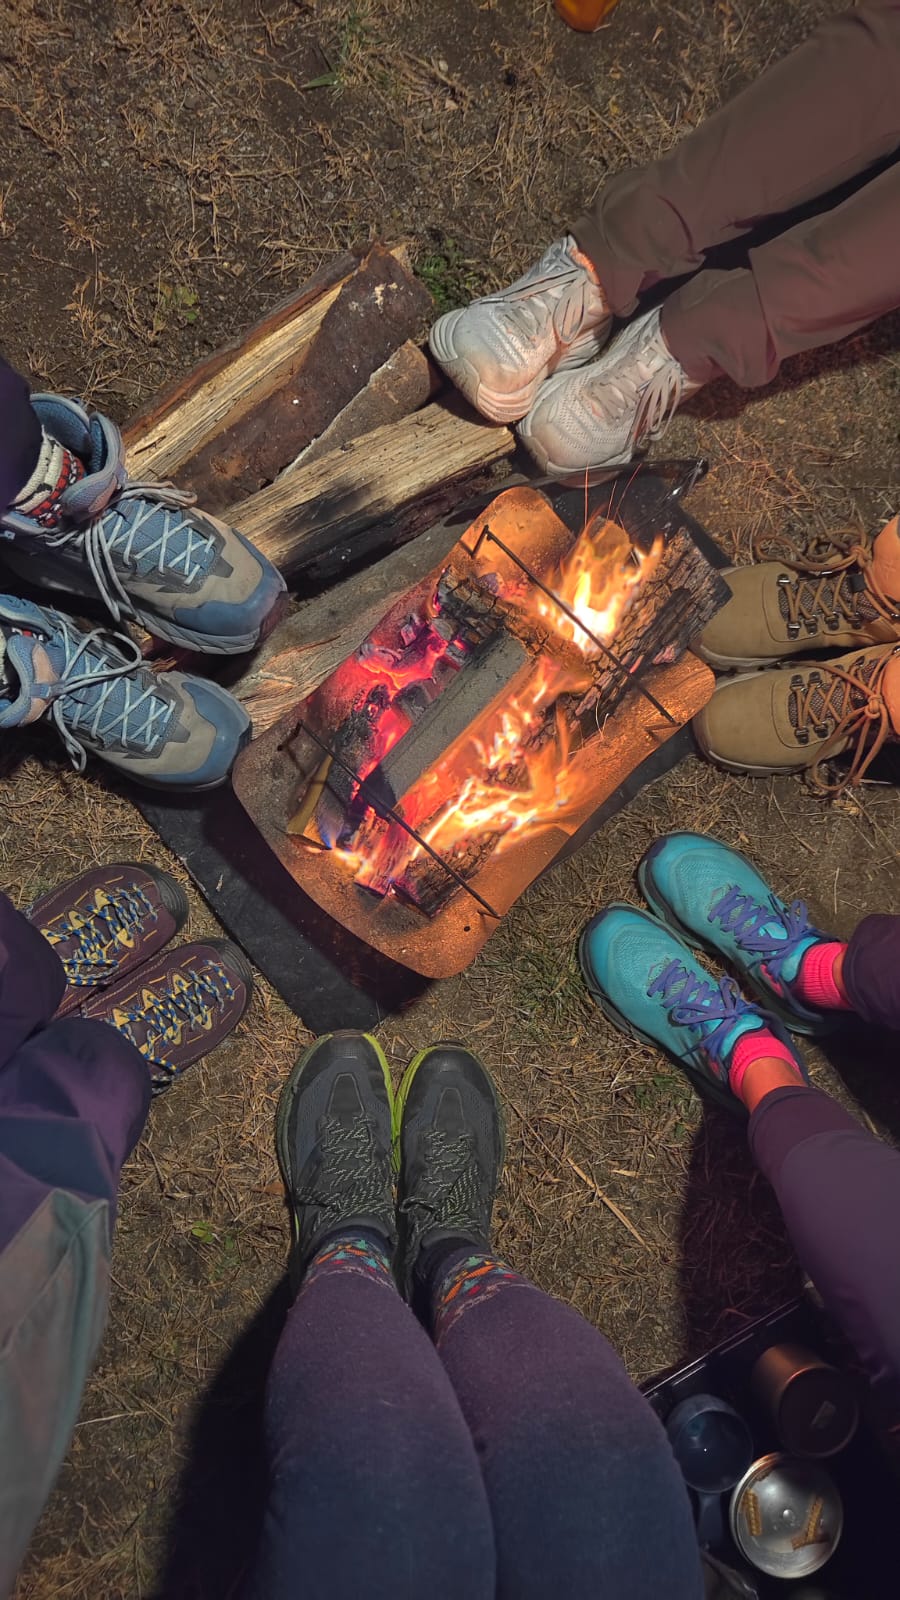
[517,306,702,484]
[428,236,611,424]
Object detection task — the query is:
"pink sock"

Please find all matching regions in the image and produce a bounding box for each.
[728,1029,803,1100]
[794,942,851,1010]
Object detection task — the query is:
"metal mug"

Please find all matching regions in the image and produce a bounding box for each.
[666,1393,754,1549]
[750,1343,858,1458]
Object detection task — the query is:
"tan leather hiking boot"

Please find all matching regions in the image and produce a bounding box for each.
[694,644,900,791]
[697,517,900,669]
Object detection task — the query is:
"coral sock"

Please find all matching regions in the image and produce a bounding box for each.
[794,942,851,1010]
[12,428,84,528]
[728,1029,803,1100]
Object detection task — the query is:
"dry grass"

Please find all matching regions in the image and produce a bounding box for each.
[2,0,900,1594]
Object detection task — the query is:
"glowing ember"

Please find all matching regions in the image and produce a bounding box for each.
[535,513,664,657]
[310,508,665,912]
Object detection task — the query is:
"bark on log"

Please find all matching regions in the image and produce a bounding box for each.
[228,400,516,585]
[286,341,441,472]
[123,243,431,510]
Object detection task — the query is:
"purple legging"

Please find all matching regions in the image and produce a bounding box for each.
[0,353,41,513]
[247,1240,704,1599]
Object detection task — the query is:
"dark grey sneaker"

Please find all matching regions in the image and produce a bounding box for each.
[275,1032,397,1287]
[395,1043,505,1299]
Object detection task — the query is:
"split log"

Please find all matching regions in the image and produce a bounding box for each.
[365,632,529,812]
[229,513,466,734]
[286,341,441,472]
[228,400,517,585]
[123,242,432,511]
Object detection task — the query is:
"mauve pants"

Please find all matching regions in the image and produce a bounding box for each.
[0,354,40,511]
[573,1,900,387]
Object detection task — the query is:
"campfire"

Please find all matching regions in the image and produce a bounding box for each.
[233,481,725,977]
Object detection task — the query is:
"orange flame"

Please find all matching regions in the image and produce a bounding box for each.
[536,514,663,656]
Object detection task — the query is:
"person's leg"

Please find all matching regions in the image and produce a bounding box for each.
[395,1044,703,1600]
[574,1,900,318]
[839,914,900,1031]
[0,1000,151,1591]
[0,877,249,1592]
[580,869,900,1422]
[248,1034,494,1600]
[429,1249,703,1599]
[661,156,900,389]
[0,881,67,1066]
[0,353,41,513]
[746,1078,900,1425]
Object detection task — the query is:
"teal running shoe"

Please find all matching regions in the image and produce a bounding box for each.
[638,832,832,1035]
[0,394,286,654]
[578,905,807,1115]
[0,595,250,788]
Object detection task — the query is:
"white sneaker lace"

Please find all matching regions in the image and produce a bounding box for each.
[43,482,208,625]
[47,623,172,770]
[488,266,598,350]
[583,342,685,450]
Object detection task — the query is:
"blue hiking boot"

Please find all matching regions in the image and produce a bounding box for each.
[0,595,250,788]
[638,833,833,1035]
[0,394,286,654]
[578,905,807,1116]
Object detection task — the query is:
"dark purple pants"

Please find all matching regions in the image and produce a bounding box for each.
[0,353,41,513]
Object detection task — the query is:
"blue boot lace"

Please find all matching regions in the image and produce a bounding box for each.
[708,885,815,984]
[647,959,756,1082]
[111,957,236,1092]
[39,883,155,988]
[45,482,213,625]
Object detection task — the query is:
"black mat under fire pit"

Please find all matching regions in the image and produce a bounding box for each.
[137,472,728,1032]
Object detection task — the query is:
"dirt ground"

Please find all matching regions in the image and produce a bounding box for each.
[1,0,899,1595]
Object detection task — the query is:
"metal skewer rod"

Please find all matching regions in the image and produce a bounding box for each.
[467,524,678,727]
[292,718,502,921]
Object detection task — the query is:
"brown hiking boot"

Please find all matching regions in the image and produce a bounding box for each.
[694,644,900,791]
[80,939,253,1093]
[697,518,900,669]
[26,862,188,1018]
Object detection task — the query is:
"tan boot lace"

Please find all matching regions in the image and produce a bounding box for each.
[754,527,900,641]
[789,647,898,793]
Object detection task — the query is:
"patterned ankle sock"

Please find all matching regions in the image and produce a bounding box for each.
[728,1029,804,1101]
[299,1227,395,1297]
[13,428,85,527]
[794,942,851,1010]
[432,1249,527,1345]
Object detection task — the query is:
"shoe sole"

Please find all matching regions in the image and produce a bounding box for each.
[275,1032,395,1242]
[636,847,831,1038]
[577,912,744,1117]
[393,1041,507,1173]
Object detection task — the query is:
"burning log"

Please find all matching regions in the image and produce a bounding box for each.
[391,831,506,916]
[364,631,529,814]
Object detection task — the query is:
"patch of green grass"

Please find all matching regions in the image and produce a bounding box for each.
[417,240,483,314]
[299,7,370,90]
[153,280,199,336]
[190,1219,239,1279]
